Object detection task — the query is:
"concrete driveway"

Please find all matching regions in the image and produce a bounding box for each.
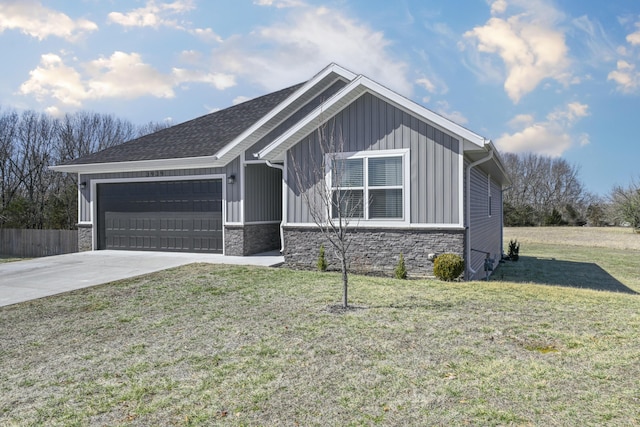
[0,250,283,307]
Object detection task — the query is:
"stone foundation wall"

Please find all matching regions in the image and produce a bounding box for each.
[224,223,281,256]
[77,224,92,252]
[283,226,465,277]
[243,223,281,255]
[224,226,244,256]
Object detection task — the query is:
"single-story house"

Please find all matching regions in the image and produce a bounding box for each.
[52,63,510,280]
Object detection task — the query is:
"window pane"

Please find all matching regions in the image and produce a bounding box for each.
[368,156,402,187]
[369,189,403,218]
[332,189,364,218]
[332,158,363,188]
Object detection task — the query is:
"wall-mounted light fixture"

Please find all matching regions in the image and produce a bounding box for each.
[80,181,87,190]
[227,174,236,185]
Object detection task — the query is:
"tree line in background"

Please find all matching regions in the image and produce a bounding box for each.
[0,108,168,230]
[502,152,639,230]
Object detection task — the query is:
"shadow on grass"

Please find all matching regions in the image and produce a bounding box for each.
[493,256,638,294]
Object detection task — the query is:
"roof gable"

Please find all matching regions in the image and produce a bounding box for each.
[257,75,489,162]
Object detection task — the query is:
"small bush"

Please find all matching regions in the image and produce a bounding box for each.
[394,253,407,279]
[508,239,520,261]
[433,253,464,281]
[317,245,327,272]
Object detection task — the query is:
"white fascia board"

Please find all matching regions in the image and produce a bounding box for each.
[50,155,223,174]
[257,76,368,161]
[258,75,488,162]
[213,63,357,163]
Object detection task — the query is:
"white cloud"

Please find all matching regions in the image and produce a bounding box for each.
[0,0,97,41]
[254,0,305,8]
[19,51,236,111]
[190,27,223,43]
[212,6,411,95]
[173,68,236,90]
[108,0,194,29]
[435,101,468,125]
[571,15,619,65]
[416,77,437,93]
[495,102,589,156]
[490,0,508,15]
[608,21,640,93]
[507,113,535,128]
[233,96,251,105]
[626,22,640,46]
[19,54,86,106]
[608,60,640,93]
[463,0,572,103]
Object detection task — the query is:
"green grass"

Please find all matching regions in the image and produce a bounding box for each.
[0,256,26,263]
[1,229,639,425]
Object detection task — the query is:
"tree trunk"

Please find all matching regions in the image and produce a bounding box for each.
[341,256,348,308]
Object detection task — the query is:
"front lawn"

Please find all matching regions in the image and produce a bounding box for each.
[1,250,639,425]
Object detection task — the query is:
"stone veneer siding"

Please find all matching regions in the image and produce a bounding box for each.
[77,224,92,252]
[224,223,281,256]
[283,226,465,277]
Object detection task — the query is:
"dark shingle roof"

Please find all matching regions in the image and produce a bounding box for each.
[61,83,305,166]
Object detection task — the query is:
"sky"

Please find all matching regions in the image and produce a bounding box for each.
[0,0,639,196]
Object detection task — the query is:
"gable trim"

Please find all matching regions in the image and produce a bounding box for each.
[257,75,488,162]
[213,63,357,164]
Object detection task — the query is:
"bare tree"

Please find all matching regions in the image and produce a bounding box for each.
[15,110,58,228]
[0,109,20,225]
[503,152,589,226]
[609,178,640,230]
[288,120,362,308]
[56,112,137,162]
[136,120,172,137]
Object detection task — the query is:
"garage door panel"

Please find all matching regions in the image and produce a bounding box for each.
[98,179,223,253]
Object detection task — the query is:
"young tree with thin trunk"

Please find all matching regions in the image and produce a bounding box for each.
[288,120,362,308]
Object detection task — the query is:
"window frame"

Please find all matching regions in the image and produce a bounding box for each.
[326,149,410,224]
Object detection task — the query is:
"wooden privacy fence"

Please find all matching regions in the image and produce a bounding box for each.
[0,229,78,258]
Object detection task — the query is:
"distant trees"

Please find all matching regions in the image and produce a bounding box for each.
[0,107,167,229]
[608,179,640,231]
[502,152,592,226]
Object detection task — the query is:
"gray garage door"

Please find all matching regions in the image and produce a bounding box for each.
[97,179,223,253]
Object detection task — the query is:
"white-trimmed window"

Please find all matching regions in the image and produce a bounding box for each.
[328,150,409,222]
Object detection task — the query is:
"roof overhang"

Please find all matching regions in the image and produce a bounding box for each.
[257,75,489,162]
[50,154,223,174]
[465,141,512,187]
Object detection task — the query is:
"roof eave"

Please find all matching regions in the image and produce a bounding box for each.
[50,155,222,174]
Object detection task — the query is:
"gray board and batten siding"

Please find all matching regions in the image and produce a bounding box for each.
[286,91,461,226]
[244,163,282,223]
[468,165,504,278]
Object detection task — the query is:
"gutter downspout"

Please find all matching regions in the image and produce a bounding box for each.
[465,147,494,280]
[265,160,285,253]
